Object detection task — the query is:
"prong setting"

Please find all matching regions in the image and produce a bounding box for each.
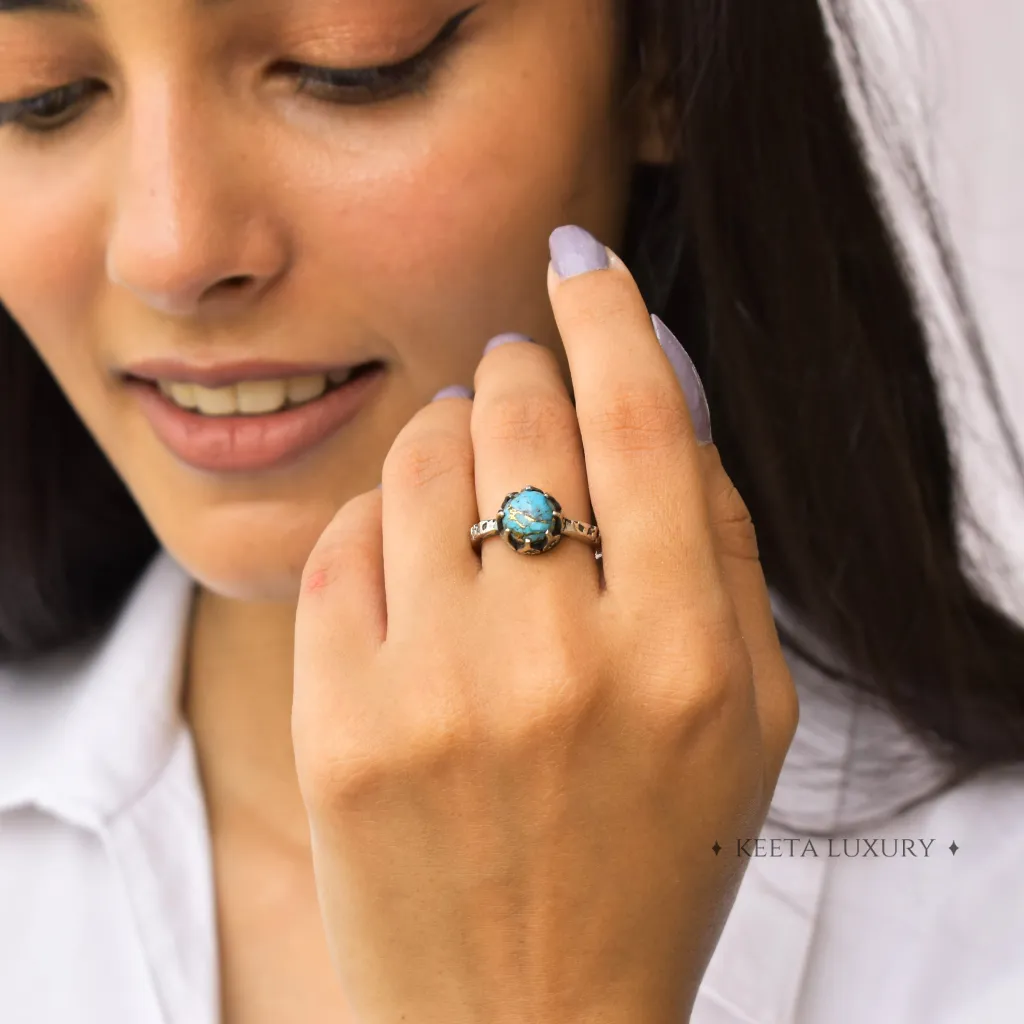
[470,485,600,557]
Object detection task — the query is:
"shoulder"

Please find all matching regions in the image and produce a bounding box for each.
[0,548,196,825]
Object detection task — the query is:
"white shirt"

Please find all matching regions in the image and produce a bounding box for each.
[2,548,1023,1023]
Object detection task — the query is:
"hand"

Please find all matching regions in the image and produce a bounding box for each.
[291,225,799,1024]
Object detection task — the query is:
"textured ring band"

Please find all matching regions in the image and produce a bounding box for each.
[469,485,601,557]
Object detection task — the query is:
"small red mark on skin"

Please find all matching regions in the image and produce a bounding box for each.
[304,568,330,593]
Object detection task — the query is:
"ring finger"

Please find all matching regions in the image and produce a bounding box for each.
[470,332,601,592]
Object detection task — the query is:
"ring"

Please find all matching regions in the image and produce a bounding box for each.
[469,485,602,557]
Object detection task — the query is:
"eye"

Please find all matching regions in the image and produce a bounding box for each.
[0,3,481,138]
[0,79,104,135]
[285,4,479,107]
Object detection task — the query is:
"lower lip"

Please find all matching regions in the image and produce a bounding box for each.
[126,365,387,473]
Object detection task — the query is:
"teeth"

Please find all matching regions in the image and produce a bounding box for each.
[155,372,339,416]
[193,384,239,416]
[158,380,199,409]
[236,379,288,414]
[286,374,328,404]
[327,367,356,385]
[169,382,198,409]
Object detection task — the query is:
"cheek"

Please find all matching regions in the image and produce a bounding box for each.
[300,114,568,300]
[0,167,112,424]
[295,24,623,351]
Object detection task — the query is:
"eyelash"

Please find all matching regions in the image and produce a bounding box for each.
[0,4,478,138]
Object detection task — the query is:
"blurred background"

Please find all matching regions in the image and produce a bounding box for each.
[843,0,1024,620]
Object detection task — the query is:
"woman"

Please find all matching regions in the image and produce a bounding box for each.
[1,0,1022,1021]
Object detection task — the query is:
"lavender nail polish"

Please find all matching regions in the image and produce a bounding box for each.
[651,313,713,446]
[431,385,474,402]
[483,332,536,355]
[549,225,610,279]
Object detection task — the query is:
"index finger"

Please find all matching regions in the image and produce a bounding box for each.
[546,224,721,610]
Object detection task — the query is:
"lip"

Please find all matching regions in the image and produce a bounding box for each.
[126,363,387,473]
[121,357,378,389]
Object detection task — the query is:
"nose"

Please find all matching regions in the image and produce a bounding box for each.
[106,94,291,318]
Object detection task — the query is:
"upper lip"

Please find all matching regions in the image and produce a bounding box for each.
[121,357,383,388]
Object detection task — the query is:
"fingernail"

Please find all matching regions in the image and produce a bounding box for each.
[651,314,713,446]
[549,225,610,280]
[431,385,474,402]
[483,332,536,355]
[375,482,382,490]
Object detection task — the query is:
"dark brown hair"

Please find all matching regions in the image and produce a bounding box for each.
[2,1,1023,791]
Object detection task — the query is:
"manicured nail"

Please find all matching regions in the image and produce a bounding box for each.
[483,332,536,355]
[431,385,474,402]
[651,314,713,446]
[549,225,610,279]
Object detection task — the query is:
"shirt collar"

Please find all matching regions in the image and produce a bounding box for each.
[0,548,196,829]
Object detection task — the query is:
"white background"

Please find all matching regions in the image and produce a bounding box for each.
[920,0,1023,405]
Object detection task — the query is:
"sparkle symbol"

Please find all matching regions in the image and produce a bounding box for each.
[949,841,959,855]
[712,842,722,856]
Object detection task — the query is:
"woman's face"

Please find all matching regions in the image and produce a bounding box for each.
[0,0,665,601]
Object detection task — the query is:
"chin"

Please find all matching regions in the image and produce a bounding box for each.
[124,443,381,602]
[185,560,309,604]
[158,515,338,605]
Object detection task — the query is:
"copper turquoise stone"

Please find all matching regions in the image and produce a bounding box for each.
[499,487,562,553]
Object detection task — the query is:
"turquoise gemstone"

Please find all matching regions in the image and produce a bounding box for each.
[500,488,560,552]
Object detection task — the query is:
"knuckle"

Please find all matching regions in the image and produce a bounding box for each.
[775,675,802,745]
[760,673,801,787]
[582,384,685,454]
[476,388,578,448]
[385,431,469,491]
[490,658,605,748]
[300,743,390,814]
[710,478,761,562]
[536,672,602,731]
[657,627,753,735]
[302,699,481,813]
[405,695,476,760]
[300,490,379,595]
